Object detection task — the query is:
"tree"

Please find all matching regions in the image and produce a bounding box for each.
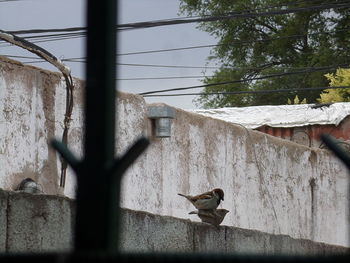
[318,68,350,103]
[180,0,350,108]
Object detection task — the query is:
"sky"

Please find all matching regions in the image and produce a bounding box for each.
[0,0,219,109]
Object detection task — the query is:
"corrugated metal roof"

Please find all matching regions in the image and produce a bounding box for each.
[190,102,350,129]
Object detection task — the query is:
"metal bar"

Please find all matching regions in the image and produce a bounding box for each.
[321,134,350,170]
[50,0,150,254]
[75,0,118,252]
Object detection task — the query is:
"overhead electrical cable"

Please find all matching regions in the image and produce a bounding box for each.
[117,26,350,56]
[4,1,350,36]
[2,26,348,57]
[116,76,211,81]
[118,2,350,31]
[21,59,223,69]
[141,86,350,97]
[139,63,350,95]
[4,54,347,80]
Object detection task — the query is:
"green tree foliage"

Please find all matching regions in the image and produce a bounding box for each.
[180,0,350,108]
[318,68,350,103]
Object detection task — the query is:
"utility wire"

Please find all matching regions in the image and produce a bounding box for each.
[21,59,223,69]
[139,64,350,95]
[19,60,349,73]
[118,26,350,56]
[4,2,350,35]
[116,63,218,69]
[141,86,350,97]
[2,26,348,58]
[2,26,347,49]
[119,2,350,30]
[1,55,222,70]
[117,76,212,81]
[5,54,347,82]
[5,55,348,81]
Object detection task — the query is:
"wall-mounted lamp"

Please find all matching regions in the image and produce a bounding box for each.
[147,105,175,138]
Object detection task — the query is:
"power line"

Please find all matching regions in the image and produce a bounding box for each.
[20,59,349,73]
[0,34,84,48]
[117,76,211,81]
[115,63,219,69]
[5,54,349,80]
[117,26,350,56]
[7,27,86,35]
[6,54,347,76]
[120,2,350,30]
[117,44,218,56]
[1,54,221,70]
[2,26,348,58]
[139,64,350,95]
[4,2,350,36]
[21,59,223,69]
[141,86,350,97]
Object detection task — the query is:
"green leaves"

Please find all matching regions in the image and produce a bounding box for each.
[180,0,350,107]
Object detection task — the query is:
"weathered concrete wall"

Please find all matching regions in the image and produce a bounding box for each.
[119,208,349,255]
[0,56,83,196]
[0,190,74,252]
[0,56,349,247]
[0,189,347,255]
[120,108,350,247]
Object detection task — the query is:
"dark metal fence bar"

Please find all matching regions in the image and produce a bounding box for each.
[321,134,350,170]
[52,0,149,254]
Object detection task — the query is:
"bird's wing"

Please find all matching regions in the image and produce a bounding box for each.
[191,193,213,201]
[198,190,212,197]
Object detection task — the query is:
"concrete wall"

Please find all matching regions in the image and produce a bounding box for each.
[0,190,74,252]
[121,108,349,247]
[0,56,349,247]
[0,189,347,255]
[0,56,83,196]
[120,208,348,255]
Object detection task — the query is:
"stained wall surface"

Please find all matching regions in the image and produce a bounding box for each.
[0,56,349,247]
[0,189,348,255]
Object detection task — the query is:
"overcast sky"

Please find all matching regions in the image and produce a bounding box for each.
[0,0,218,109]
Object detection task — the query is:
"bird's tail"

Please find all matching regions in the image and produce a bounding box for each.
[188,211,198,215]
[178,193,192,202]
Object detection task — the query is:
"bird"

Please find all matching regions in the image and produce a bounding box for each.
[16,178,42,194]
[189,209,229,228]
[178,188,224,210]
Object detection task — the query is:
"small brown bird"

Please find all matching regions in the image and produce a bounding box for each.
[189,209,229,228]
[178,188,224,210]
